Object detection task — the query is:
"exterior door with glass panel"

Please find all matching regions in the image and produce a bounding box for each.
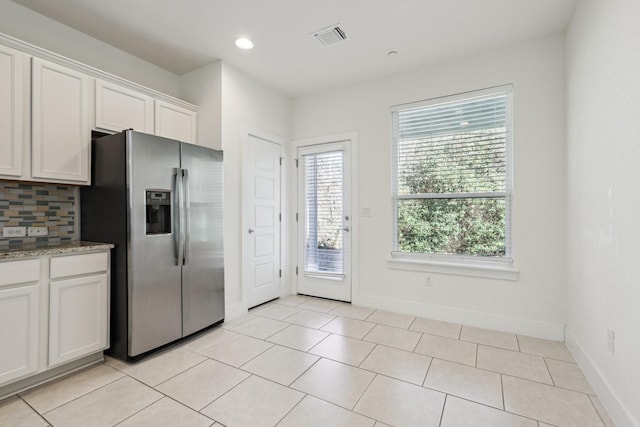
[297,141,351,302]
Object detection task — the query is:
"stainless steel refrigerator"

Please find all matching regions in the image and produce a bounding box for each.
[81,130,224,360]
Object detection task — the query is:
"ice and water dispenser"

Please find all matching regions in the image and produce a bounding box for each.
[145,190,171,235]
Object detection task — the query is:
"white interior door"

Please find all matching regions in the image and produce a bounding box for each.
[297,140,352,302]
[245,133,282,308]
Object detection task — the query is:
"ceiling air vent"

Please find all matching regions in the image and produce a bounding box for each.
[312,24,347,47]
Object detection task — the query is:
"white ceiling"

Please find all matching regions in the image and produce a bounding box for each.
[13,0,579,97]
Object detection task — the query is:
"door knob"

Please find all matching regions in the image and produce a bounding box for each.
[248,228,255,234]
[343,226,350,232]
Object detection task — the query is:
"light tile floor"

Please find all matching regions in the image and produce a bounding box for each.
[0,295,616,427]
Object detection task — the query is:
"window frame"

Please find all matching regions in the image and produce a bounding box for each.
[389,85,516,278]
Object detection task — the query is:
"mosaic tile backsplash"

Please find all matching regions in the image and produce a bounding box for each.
[0,181,77,248]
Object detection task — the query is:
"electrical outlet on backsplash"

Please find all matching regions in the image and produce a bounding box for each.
[0,181,78,248]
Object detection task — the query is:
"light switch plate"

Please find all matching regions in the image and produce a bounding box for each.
[28,226,49,236]
[3,226,27,237]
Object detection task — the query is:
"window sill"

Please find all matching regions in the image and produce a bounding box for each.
[386,257,519,281]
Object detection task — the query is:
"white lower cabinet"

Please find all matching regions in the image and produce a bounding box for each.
[48,251,109,368]
[49,273,108,367]
[0,284,39,384]
[0,250,110,393]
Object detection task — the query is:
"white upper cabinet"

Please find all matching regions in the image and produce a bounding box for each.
[95,79,153,133]
[0,35,200,185]
[155,100,197,144]
[31,58,90,184]
[0,44,25,178]
[94,80,198,143]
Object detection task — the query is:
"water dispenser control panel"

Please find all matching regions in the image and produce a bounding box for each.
[146,190,171,235]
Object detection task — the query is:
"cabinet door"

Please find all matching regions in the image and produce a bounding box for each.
[0,284,39,385]
[154,100,197,144]
[49,274,108,367]
[95,79,153,133]
[0,44,25,178]
[31,57,90,184]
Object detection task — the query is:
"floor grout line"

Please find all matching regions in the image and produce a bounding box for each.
[422,356,434,386]
[438,393,449,427]
[18,395,52,426]
[500,373,506,411]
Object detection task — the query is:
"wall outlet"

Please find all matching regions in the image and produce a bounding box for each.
[424,275,433,287]
[607,329,615,354]
[27,226,49,237]
[2,226,27,238]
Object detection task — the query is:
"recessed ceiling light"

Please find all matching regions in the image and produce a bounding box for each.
[387,51,398,57]
[235,38,254,50]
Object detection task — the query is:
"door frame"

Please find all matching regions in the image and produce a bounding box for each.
[242,129,285,311]
[290,132,359,304]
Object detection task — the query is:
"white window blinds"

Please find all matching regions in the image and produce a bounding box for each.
[391,86,513,262]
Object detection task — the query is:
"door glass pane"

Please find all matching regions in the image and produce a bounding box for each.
[303,150,344,274]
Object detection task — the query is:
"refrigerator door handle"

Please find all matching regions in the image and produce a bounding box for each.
[183,169,191,266]
[175,168,185,266]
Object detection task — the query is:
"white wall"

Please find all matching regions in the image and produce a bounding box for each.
[216,63,292,317]
[565,0,640,425]
[0,1,180,96]
[292,34,567,339]
[180,61,223,149]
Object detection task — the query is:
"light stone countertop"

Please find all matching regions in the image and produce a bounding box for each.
[0,241,114,260]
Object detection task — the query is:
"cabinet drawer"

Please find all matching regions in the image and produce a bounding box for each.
[50,252,108,279]
[0,259,40,287]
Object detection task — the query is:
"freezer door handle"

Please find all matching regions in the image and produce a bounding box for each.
[183,169,191,266]
[175,168,185,266]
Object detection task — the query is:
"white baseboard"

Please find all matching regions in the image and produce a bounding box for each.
[225,302,247,321]
[565,329,638,427]
[358,294,565,341]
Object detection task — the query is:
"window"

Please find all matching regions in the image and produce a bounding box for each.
[391,86,513,268]
[302,149,345,275]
